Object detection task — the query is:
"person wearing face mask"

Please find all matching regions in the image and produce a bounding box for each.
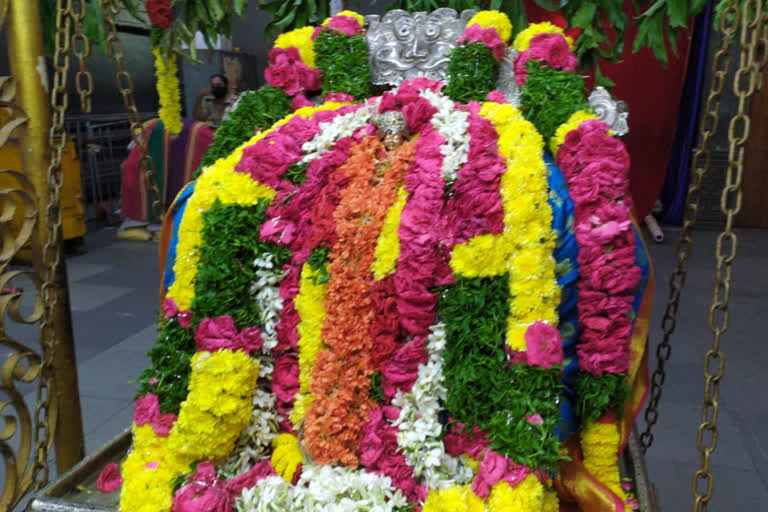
[193,73,236,126]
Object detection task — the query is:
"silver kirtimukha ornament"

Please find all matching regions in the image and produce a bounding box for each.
[588,86,630,136]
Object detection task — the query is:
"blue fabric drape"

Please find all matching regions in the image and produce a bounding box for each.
[661,1,713,225]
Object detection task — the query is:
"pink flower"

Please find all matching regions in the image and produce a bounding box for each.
[195,316,239,352]
[150,412,177,437]
[381,338,427,398]
[443,423,490,459]
[292,94,314,110]
[225,461,275,497]
[524,321,563,369]
[134,393,160,426]
[145,461,159,469]
[162,297,178,318]
[513,50,531,86]
[395,78,444,106]
[235,326,264,353]
[324,92,355,103]
[486,90,508,103]
[312,15,363,39]
[97,462,122,493]
[402,98,437,134]
[378,92,398,113]
[177,310,193,328]
[265,47,322,97]
[172,462,232,512]
[272,355,300,404]
[471,450,530,498]
[459,24,506,61]
[526,413,544,425]
[529,33,574,70]
[149,377,158,385]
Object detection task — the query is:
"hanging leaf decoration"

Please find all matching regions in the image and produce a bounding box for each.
[259,0,330,41]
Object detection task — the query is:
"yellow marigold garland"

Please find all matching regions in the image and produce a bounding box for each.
[271,433,305,482]
[274,26,317,68]
[512,21,574,52]
[487,474,546,511]
[371,186,407,280]
[167,103,348,310]
[423,484,485,512]
[549,110,600,156]
[581,421,632,511]
[152,49,182,135]
[120,350,258,512]
[468,10,513,43]
[290,262,329,428]
[451,102,559,351]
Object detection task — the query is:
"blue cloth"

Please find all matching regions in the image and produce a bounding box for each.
[545,153,580,441]
[163,181,196,290]
[546,153,652,440]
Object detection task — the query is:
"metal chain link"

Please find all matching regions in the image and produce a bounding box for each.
[98,0,164,221]
[32,0,72,488]
[70,0,93,112]
[639,0,742,453]
[692,2,766,509]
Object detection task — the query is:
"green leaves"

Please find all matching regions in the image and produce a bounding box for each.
[520,62,589,142]
[437,275,565,473]
[632,0,709,67]
[314,31,372,100]
[260,0,330,41]
[196,85,292,178]
[444,42,500,103]
[575,372,629,424]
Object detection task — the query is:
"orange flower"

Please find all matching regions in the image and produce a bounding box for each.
[303,137,416,466]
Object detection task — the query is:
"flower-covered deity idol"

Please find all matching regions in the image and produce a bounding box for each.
[125,10,652,512]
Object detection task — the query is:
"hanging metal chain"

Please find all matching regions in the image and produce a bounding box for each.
[70,0,93,112]
[638,0,742,453]
[692,2,766,510]
[99,0,164,221]
[32,0,72,488]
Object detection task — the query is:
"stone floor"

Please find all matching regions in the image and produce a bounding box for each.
[10,223,768,510]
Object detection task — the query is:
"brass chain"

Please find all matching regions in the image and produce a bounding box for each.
[32,0,73,488]
[98,0,164,221]
[70,0,93,112]
[692,2,766,510]
[638,0,742,453]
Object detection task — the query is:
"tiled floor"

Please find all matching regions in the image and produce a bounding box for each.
[11,224,767,510]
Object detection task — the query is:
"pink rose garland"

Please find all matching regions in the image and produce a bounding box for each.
[514,33,578,86]
[555,119,640,376]
[264,47,322,97]
[458,24,506,61]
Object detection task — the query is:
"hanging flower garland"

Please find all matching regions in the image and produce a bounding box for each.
[152,47,182,135]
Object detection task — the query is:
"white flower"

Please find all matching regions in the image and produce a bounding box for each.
[300,101,379,164]
[250,252,286,354]
[421,89,470,183]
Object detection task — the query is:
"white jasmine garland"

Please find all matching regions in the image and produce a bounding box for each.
[251,252,285,358]
[236,464,409,512]
[421,88,470,183]
[391,322,474,489]
[300,100,379,164]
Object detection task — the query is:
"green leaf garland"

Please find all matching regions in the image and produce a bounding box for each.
[314,31,372,101]
[574,372,629,425]
[444,42,500,103]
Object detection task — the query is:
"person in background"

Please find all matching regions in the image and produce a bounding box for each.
[193,73,236,126]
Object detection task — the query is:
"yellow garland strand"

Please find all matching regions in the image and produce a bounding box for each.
[274,26,318,68]
[487,474,546,512]
[467,10,513,43]
[152,49,182,135]
[423,484,485,512]
[451,102,559,351]
[290,262,329,428]
[271,433,305,482]
[120,350,259,512]
[512,22,574,52]
[371,186,407,280]
[549,110,600,156]
[581,421,632,511]
[166,102,348,310]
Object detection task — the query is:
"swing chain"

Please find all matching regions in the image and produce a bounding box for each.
[33,0,73,488]
[99,0,164,220]
[692,2,766,510]
[70,0,93,112]
[639,0,741,453]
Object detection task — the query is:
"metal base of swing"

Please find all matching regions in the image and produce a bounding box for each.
[25,428,662,512]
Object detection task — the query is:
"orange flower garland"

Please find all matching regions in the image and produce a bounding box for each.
[303,137,415,467]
